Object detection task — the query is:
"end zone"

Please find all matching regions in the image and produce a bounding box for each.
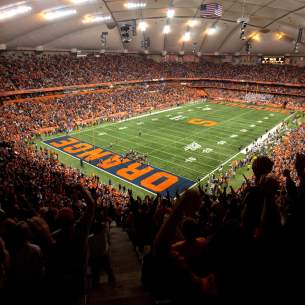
[43,136,195,196]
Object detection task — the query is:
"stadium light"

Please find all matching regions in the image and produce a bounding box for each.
[138,20,148,32]
[124,2,146,9]
[182,31,191,42]
[0,2,32,21]
[249,32,260,41]
[163,24,171,34]
[167,8,175,18]
[82,14,111,24]
[206,27,217,35]
[42,7,77,21]
[275,32,285,40]
[187,19,198,27]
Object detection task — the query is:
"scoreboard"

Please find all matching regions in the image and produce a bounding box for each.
[260,56,285,64]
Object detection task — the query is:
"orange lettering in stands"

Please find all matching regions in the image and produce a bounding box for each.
[140,172,178,192]
[117,163,154,180]
[50,137,79,148]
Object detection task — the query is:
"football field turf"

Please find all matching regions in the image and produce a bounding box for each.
[41,100,290,197]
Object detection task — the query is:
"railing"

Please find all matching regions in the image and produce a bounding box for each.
[1,77,304,100]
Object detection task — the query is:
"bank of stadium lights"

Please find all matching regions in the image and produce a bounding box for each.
[82,14,111,24]
[163,24,171,34]
[42,7,77,21]
[167,8,175,18]
[124,2,146,9]
[0,2,32,21]
[138,20,148,32]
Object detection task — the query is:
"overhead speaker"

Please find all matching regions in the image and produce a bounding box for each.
[106,21,116,30]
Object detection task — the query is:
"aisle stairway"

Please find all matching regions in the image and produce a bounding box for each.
[87,224,154,305]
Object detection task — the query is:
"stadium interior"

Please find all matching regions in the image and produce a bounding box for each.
[0,1,305,305]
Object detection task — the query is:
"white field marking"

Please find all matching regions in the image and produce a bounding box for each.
[187,109,192,112]
[188,112,295,191]
[98,132,107,136]
[118,126,127,130]
[178,111,184,114]
[169,115,185,121]
[202,107,212,111]
[217,141,226,145]
[185,157,197,163]
[151,118,159,121]
[184,142,202,151]
[202,148,213,153]
[240,129,248,133]
[41,142,156,195]
[136,122,144,125]
[257,120,263,123]
[196,106,202,109]
[230,134,238,138]
[264,117,269,119]
[250,124,256,128]
[270,113,274,116]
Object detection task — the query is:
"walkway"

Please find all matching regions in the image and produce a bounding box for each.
[87,224,154,305]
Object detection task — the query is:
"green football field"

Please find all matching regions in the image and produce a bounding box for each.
[41,100,290,197]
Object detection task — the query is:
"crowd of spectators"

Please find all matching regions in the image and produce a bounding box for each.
[0,85,201,141]
[0,53,305,305]
[205,87,305,110]
[1,53,305,91]
[193,80,305,96]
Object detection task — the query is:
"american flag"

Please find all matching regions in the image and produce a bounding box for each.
[200,3,223,18]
